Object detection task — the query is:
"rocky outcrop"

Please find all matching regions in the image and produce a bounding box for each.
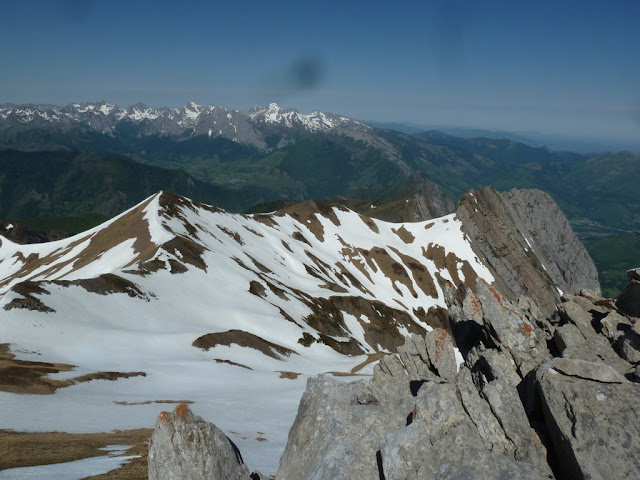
[148,269,640,479]
[456,187,599,316]
[148,404,251,480]
[391,171,457,221]
[276,327,552,479]
[617,267,640,317]
[275,273,640,480]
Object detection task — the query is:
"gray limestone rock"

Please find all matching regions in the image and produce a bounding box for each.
[371,352,415,405]
[424,328,458,382]
[480,379,533,462]
[561,293,601,314]
[476,348,522,388]
[552,305,633,373]
[545,357,628,383]
[276,375,408,480]
[557,301,594,338]
[600,311,629,340]
[501,189,600,298]
[455,367,513,454]
[380,382,476,478]
[634,318,640,336]
[148,404,250,480]
[378,375,549,480]
[620,331,640,364]
[380,382,550,480]
[397,333,434,381]
[537,359,640,480]
[456,187,599,317]
[551,323,586,355]
[474,280,548,376]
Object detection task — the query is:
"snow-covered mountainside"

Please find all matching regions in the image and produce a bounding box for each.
[0,101,375,151]
[0,191,494,473]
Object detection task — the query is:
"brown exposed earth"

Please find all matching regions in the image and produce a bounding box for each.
[214,358,253,370]
[2,281,55,312]
[192,329,297,359]
[0,194,159,294]
[277,371,301,379]
[0,344,146,395]
[0,428,152,479]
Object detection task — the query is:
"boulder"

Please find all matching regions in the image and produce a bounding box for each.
[600,311,629,340]
[480,379,534,462]
[557,301,594,338]
[628,268,640,282]
[553,305,632,374]
[537,359,640,479]
[544,357,627,383]
[275,375,407,480]
[620,331,640,364]
[446,280,549,379]
[148,404,250,480]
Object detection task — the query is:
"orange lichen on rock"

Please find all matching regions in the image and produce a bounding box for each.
[159,411,171,422]
[520,321,534,334]
[432,328,450,363]
[174,403,190,420]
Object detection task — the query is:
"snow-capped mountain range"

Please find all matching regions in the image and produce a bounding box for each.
[0,191,494,473]
[0,101,375,151]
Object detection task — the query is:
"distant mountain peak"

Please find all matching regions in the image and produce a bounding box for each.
[0,101,374,151]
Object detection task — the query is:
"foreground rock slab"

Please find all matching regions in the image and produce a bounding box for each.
[537,359,640,480]
[276,329,551,480]
[148,404,250,480]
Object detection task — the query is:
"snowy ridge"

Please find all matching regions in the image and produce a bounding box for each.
[0,193,168,295]
[0,191,493,473]
[248,102,367,133]
[0,101,371,150]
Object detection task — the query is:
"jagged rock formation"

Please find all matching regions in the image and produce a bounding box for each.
[456,187,600,316]
[275,327,551,479]
[271,277,640,479]
[148,404,251,480]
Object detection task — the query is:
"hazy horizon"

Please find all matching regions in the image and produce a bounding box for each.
[2,0,638,146]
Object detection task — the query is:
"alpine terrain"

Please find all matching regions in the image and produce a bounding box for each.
[3,184,637,479]
[1,101,638,298]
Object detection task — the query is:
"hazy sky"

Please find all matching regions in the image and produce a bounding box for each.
[1,0,639,142]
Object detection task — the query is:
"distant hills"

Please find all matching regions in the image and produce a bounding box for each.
[0,101,638,295]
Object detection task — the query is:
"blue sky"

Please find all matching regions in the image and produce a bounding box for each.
[1,0,639,143]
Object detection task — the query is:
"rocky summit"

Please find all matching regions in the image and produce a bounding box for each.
[151,277,640,479]
[1,186,636,478]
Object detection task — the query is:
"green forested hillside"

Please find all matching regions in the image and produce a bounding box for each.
[1,127,638,297]
[0,150,272,219]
